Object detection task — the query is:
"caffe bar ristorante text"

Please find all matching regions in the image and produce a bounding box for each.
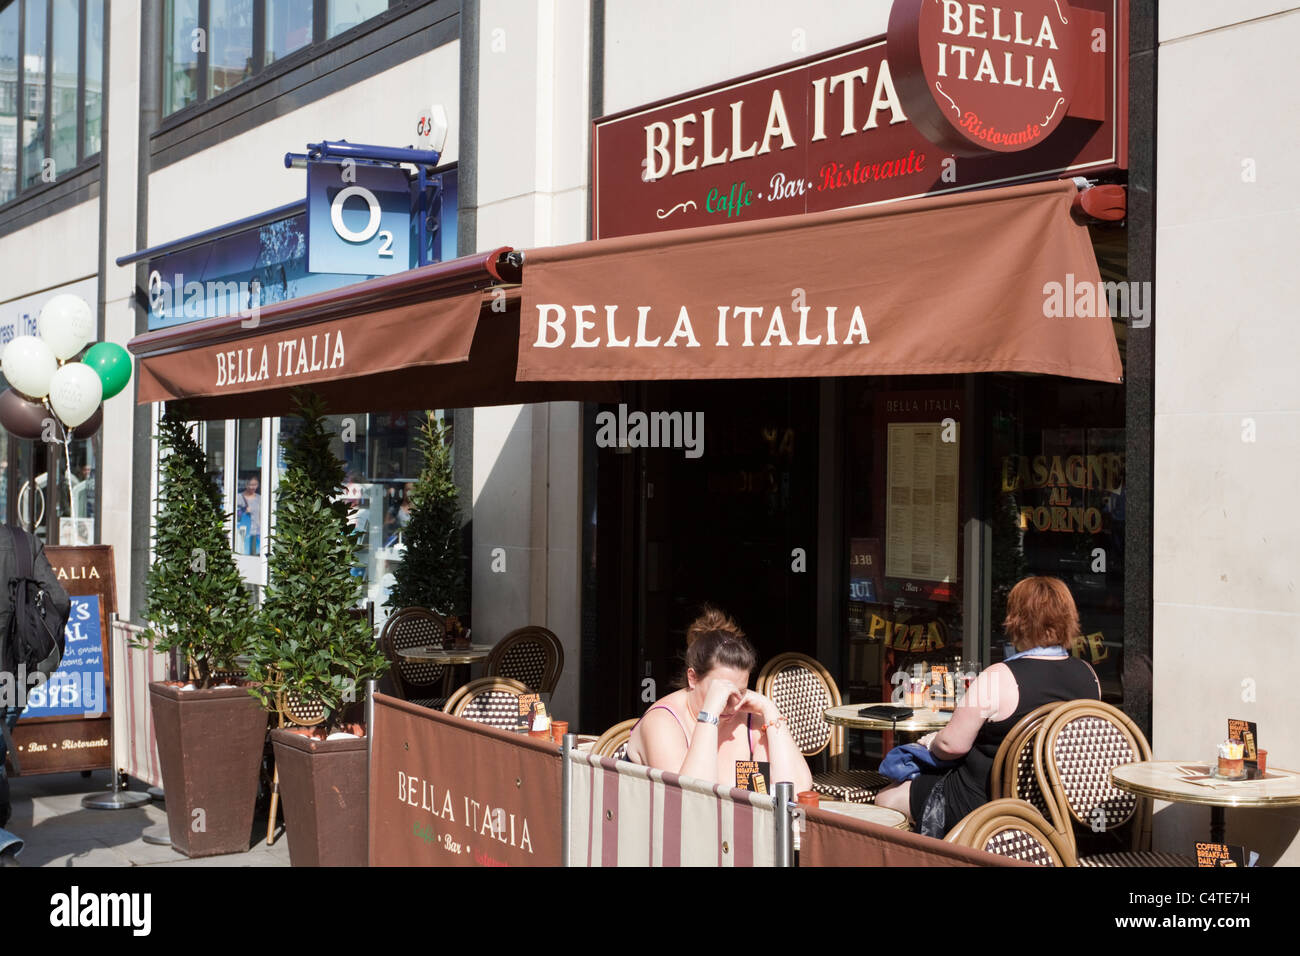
[592,0,1123,239]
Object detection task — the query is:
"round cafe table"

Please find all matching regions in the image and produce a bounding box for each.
[395,643,495,698]
[816,801,909,830]
[1110,761,1300,844]
[394,643,494,665]
[823,704,952,734]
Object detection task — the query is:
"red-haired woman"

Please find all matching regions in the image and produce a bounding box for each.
[875,576,1101,836]
[626,607,812,794]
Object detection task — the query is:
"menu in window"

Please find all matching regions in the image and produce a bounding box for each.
[885,422,959,584]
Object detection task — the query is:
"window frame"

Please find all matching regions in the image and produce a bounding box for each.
[159,0,404,121]
[1,0,104,209]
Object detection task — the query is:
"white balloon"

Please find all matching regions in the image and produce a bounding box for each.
[48,363,103,428]
[38,294,95,360]
[2,335,59,399]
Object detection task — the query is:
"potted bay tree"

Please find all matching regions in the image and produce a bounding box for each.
[143,408,265,858]
[249,392,387,867]
[384,414,467,626]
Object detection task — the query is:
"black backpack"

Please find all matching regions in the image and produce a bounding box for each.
[4,526,71,684]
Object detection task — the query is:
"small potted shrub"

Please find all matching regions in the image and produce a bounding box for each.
[143,408,265,858]
[384,414,467,622]
[249,392,387,867]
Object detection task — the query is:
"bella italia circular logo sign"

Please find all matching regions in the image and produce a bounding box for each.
[887,0,1077,156]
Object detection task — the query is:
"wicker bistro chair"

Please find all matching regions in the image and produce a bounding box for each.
[379,608,450,710]
[946,799,1077,866]
[444,677,529,732]
[591,718,638,760]
[277,689,327,728]
[485,626,564,695]
[1034,700,1194,867]
[990,702,1063,818]
[755,653,889,804]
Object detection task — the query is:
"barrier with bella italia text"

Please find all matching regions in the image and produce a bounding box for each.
[367,693,1021,867]
[369,694,563,865]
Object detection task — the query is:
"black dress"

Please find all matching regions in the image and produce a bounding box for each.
[907,656,1100,833]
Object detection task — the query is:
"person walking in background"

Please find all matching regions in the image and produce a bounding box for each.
[235,476,262,555]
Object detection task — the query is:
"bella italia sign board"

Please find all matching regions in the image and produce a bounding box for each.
[369,695,562,866]
[10,546,117,776]
[592,0,1124,239]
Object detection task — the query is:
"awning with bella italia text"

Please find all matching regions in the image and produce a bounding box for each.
[127,248,613,420]
[515,178,1123,384]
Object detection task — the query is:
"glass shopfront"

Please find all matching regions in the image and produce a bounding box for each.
[187,408,449,628]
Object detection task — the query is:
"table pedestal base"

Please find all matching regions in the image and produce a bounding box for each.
[1210,806,1225,845]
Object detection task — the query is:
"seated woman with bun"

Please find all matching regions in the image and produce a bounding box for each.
[626,607,812,794]
[874,576,1101,836]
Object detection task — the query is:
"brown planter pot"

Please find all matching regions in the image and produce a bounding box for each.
[271,728,368,867]
[149,681,268,858]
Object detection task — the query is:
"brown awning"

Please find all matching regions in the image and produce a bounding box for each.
[128,249,612,419]
[516,179,1123,384]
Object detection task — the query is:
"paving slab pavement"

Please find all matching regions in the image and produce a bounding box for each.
[4,770,290,867]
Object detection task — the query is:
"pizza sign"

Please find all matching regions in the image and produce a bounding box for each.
[888,0,1079,155]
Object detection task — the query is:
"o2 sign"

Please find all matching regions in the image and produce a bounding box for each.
[306,162,411,276]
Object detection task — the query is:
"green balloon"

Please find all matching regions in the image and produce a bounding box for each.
[82,342,132,400]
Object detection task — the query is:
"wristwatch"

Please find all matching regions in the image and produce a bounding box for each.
[696,711,719,725]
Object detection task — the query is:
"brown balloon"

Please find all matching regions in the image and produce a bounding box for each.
[69,403,103,439]
[0,388,51,440]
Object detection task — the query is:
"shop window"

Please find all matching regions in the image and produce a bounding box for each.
[0,1,17,203]
[327,0,388,39]
[842,377,966,706]
[163,0,200,114]
[277,408,445,624]
[82,0,101,155]
[49,0,76,174]
[162,0,397,117]
[0,0,106,208]
[52,436,95,544]
[177,408,449,624]
[2,432,96,545]
[203,420,227,508]
[233,418,264,556]
[265,0,313,64]
[208,0,253,98]
[21,0,43,189]
[988,377,1126,704]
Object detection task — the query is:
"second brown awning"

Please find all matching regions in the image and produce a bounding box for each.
[516,179,1123,384]
[128,250,614,419]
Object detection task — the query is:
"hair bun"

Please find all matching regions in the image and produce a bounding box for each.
[686,606,742,647]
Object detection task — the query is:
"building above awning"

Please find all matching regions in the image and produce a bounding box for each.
[515,179,1124,385]
[127,248,612,420]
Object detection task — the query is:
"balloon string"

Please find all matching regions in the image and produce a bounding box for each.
[47,399,76,542]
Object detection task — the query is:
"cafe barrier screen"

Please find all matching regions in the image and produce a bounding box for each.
[111,619,169,789]
[565,749,779,867]
[799,804,1025,867]
[369,694,563,866]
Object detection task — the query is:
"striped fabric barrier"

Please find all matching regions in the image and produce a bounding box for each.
[565,749,779,867]
[110,620,170,789]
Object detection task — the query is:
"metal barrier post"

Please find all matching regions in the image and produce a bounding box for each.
[82,615,151,810]
[773,781,795,867]
[561,732,576,867]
